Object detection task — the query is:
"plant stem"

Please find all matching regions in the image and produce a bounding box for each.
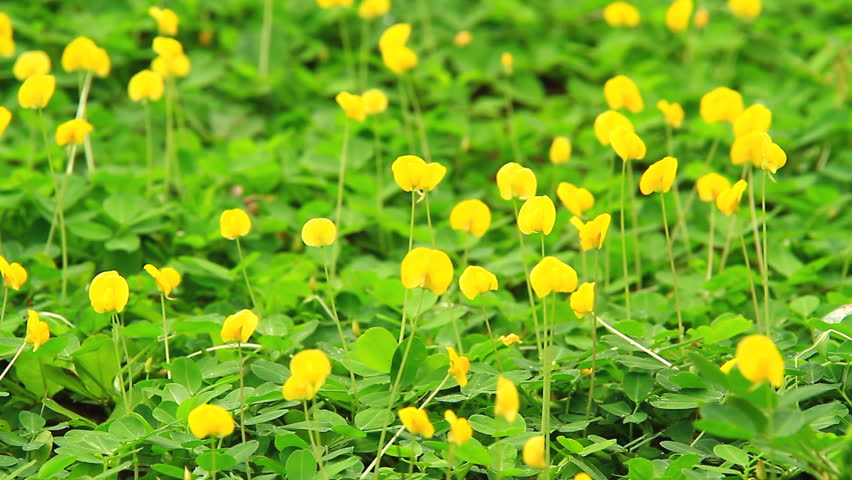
[619,160,632,321]
[111,314,128,412]
[627,166,642,288]
[396,77,415,152]
[165,77,176,196]
[304,400,329,480]
[358,17,370,89]
[0,342,26,383]
[760,170,770,336]
[372,117,385,251]
[37,110,69,303]
[404,75,431,161]
[425,193,435,247]
[738,218,762,329]
[335,119,350,235]
[238,342,247,443]
[144,100,155,196]
[337,9,355,89]
[0,287,7,330]
[321,246,359,413]
[673,137,718,239]
[586,250,601,417]
[540,294,552,479]
[661,193,684,343]
[718,213,737,273]
[513,200,542,358]
[746,168,766,280]
[483,305,503,371]
[503,78,522,164]
[407,191,416,252]
[706,207,716,282]
[258,0,273,79]
[593,315,674,368]
[160,294,171,379]
[210,438,218,480]
[235,238,257,309]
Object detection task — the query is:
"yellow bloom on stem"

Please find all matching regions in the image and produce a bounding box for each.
[154,37,184,57]
[220,208,252,239]
[499,333,522,346]
[25,310,50,352]
[666,0,693,33]
[398,407,434,438]
[728,0,761,19]
[55,119,93,146]
[593,110,634,146]
[517,196,556,235]
[0,107,10,137]
[549,136,572,164]
[379,24,417,75]
[556,183,594,217]
[529,256,578,298]
[496,162,537,200]
[143,264,182,297]
[318,0,354,8]
[220,309,259,343]
[459,266,498,301]
[362,88,388,114]
[89,271,130,314]
[730,132,771,167]
[128,69,164,102]
[494,375,519,422]
[88,46,111,77]
[733,104,772,138]
[570,282,596,318]
[446,346,470,387]
[336,91,367,122]
[152,54,190,77]
[13,51,51,80]
[444,410,473,445]
[400,247,454,295]
[62,37,110,76]
[569,213,611,251]
[18,74,55,109]
[720,358,737,373]
[149,7,179,36]
[391,155,447,192]
[501,52,513,74]
[282,349,332,401]
[761,140,787,174]
[734,334,784,387]
[603,1,640,27]
[700,87,744,124]
[454,31,472,47]
[696,173,731,203]
[0,256,27,290]
[694,7,709,28]
[188,404,235,439]
[604,75,643,113]
[301,218,337,247]
[639,156,678,195]
[523,435,547,468]
[657,100,685,128]
[610,128,646,162]
[358,0,390,19]
[0,13,13,57]
[715,179,748,216]
[450,199,491,238]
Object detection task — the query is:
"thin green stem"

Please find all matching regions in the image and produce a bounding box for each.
[661,194,684,343]
[358,17,370,89]
[144,101,154,196]
[210,438,218,480]
[160,294,171,379]
[706,207,716,282]
[397,77,415,152]
[337,9,355,88]
[760,171,770,336]
[482,305,503,371]
[37,110,69,303]
[503,78,522,164]
[235,238,257,309]
[718,212,737,274]
[674,137,718,239]
[738,218,762,329]
[165,77,175,196]
[258,0,273,78]
[540,293,552,479]
[0,342,26,384]
[513,200,542,358]
[746,168,765,278]
[627,166,642,289]
[321,246,359,413]
[0,287,7,329]
[238,343,247,443]
[587,250,601,417]
[408,191,416,252]
[425,193,435,247]
[111,314,128,412]
[619,160,632,321]
[404,75,431,161]
[372,118,386,251]
[335,120,351,233]
[304,400,329,480]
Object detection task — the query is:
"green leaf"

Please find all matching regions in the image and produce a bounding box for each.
[455,438,491,465]
[623,373,653,404]
[151,464,185,479]
[226,440,259,463]
[694,420,753,440]
[36,454,77,478]
[789,295,820,317]
[72,334,120,400]
[713,445,749,466]
[285,449,317,480]
[355,327,397,373]
[556,436,583,454]
[580,438,618,456]
[19,411,45,433]
[779,384,838,406]
[170,357,203,394]
[390,335,427,389]
[693,315,752,344]
[626,457,655,480]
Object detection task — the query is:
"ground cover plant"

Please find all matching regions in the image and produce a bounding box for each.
[0,0,850,478]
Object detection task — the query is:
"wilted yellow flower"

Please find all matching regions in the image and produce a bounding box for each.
[523,435,547,469]
[400,247,454,295]
[128,69,164,102]
[392,155,447,192]
[517,196,556,235]
[569,213,611,251]
[18,74,56,109]
[556,183,594,217]
[604,75,643,113]
[0,13,13,57]
[149,7,179,36]
[603,1,640,27]
[89,271,130,314]
[188,404,235,439]
[610,128,646,162]
[0,107,10,137]
[694,7,709,28]
[639,156,678,195]
[593,110,634,146]
[55,119,93,146]
[358,0,390,19]
[761,141,786,174]
[501,52,513,74]
[283,349,332,401]
[720,358,737,373]
[25,310,50,352]
[499,333,522,346]
[730,132,771,167]
[144,264,182,297]
[450,199,491,238]
[734,334,783,387]
[459,266,498,301]
[447,346,470,387]
[716,179,748,216]
[494,375,519,422]
[496,162,537,200]
[379,24,417,74]
[0,256,27,290]
[301,218,337,247]
[728,0,761,19]
[666,0,693,33]
[570,282,596,318]
[363,88,388,114]
[221,309,260,343]
[220,208,252,239]
[398,407,434,438]
[454,31,472,47]
[318,0,354,8]
[549,136,572,164]
[530,256,578,298]
[700,87,744,124]
[657,100,685,128]
[13,51,51,80]
[444,410,473,445]
[733,104,772,138]
[336,91,367,122]
[696,173,731,202]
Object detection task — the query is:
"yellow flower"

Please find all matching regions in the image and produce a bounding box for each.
[13,51,51,80]
[715,179,748,216]
[529,256,578,298]
[318,0,354,8]
[454,31,472,47]
[220,309,260,343]
[55,119,93,146]
[556,182,594,217]
[154,37,184,58]
[220,208,252,239]
[604,75,643,113]
[187,404,235,439]
[152,54,191,78]
[498,333,522,346]
[400,247,454,295]
[494,375,519,422]
[89,271,130,314]
[363,88,388,114]
[450,199,491,238]
[17,74,56,109]
[730,132,771,167]
[0,13,13,57]
[25,310,50,352]
[391,155,447,192]
[694,7,709,28]
[459,266,498,301]
[358,0,390,19]
[523,435,547,469]
[574,473,593,480]
[149,6,179,36]
[733,104,772,138]
[0,256,27,290]
[639,156,678,195]
[398,407,434,438]
[496,162,537,200]
[88,46,111,77]
[549,136,572,164]
[501,52,513,74]
[696,173,731,203]
[128,69,164,102]
[0,107,10,137]
[728,0,761,19]
[61,37,109,76]
[734,334,784,387]
[283,349,332,401]
[720,358,737,374]
[666,0,693,33]
[700,87,744,124]
[761,141,786,174]
[336,91,367,122]
[143,264,182,297]
[570,282,596,318]
[379,24,417,75]
[657,100,685,128]
[517,196,556,236]
[593,110,634,146]
[446,346,470,387]
[569,213,611,251]
[610,128,646,162]
[603,1,640,27]
[444,410,473,445]
[301,218,337,247]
